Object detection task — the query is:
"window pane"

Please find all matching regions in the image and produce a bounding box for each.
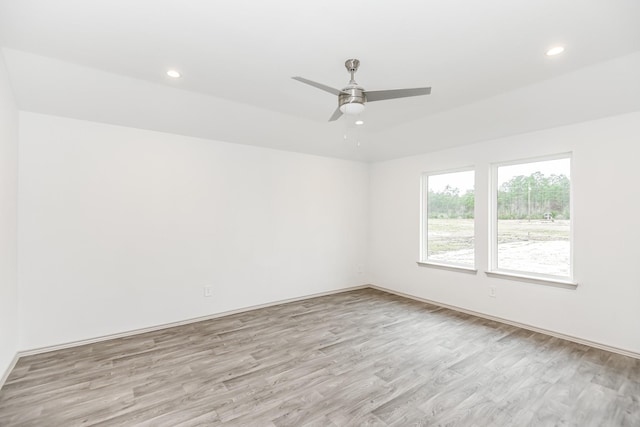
[496,158,570,277]
[426,170,475,266]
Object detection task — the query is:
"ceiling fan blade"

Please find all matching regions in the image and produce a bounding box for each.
[365,87,431,102]
[328,106,343,122]
[292,77,346,96]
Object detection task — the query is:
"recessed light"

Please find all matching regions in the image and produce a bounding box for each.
[166,69,181,78]
[546,46,565,56]
[355,120,364,125]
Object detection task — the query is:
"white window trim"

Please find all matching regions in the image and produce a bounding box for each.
[417,261,478,274]
[487,152,575,285]
[419,166,476,271]
[485,271,577,289]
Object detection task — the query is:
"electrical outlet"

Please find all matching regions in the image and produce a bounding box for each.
[203,286,213,297]
[489,286,496,298]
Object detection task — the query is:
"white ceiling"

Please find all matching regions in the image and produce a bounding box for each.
[1,0,639,162]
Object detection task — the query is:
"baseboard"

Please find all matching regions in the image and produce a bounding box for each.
[0,353,20,390]
[10,282,636,384]
[16,285,370,358]
[368,284,640,360]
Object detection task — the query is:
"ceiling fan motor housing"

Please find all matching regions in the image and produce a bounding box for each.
[339,85,366,113]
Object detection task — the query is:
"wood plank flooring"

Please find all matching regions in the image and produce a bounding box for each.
[1,288,639,426]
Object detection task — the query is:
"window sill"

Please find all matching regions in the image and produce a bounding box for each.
[485,270,577,289]
[417,261,477,274]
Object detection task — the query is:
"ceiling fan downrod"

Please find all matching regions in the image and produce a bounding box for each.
[345,59,360,84]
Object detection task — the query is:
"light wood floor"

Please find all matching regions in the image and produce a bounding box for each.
[1,288,638,426]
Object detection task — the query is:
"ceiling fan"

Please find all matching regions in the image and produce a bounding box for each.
[292,59,431,122]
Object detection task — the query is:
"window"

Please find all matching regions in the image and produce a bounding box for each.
[491,155,572,280]
[421,169,475,269]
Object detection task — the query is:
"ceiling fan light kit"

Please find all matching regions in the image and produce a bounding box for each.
[340,102,365,115]
[293,59,431,122]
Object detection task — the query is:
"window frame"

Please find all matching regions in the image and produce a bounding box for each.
[419,166,477,272]
[488,153,575,286]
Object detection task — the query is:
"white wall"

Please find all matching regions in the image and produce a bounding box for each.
[369,111,640,354]
[0,51,19,378]
[18,112,369,350]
